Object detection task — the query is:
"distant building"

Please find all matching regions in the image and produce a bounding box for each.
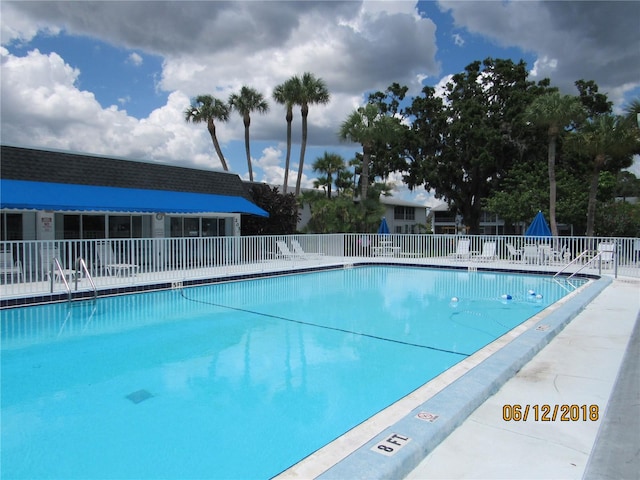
[429,203,506,235]
[379,197,428,234]
[296,191,429,233]
[429,203,580,236]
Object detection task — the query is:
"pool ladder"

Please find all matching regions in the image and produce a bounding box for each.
[50,257,97,301]
[553,249,617,280]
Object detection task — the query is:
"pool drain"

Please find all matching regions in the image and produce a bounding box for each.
[126,389,153,404]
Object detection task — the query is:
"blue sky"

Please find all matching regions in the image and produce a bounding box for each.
[1,1,639,207]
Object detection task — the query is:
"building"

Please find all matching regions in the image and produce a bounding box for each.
[430,203,506,235]
[296,193,429,233]
[380,197,429,234]
[429,203,576,236]
[0,145,268,241]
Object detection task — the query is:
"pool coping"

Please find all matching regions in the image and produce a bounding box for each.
[300,274,612,480]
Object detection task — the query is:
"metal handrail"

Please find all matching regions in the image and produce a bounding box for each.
[76,257,97,301]
[554,249,611,279]
[50,258,71,301]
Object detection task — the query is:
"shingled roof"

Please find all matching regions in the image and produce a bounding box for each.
[1,145,252,199]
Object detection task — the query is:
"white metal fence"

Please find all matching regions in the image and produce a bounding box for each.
[1,234,639,302]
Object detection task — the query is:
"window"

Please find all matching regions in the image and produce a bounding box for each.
[394,206,415,221]
[170,217,227,237]
[202,218,226,237]
[83,215,106,239]
[184,218,200,237]
[0,213,23,241]
[109,216,131,238]
[58,214,148,239]
[108,215,146,238]
[61,214,81,239]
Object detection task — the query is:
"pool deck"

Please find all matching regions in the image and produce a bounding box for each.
[404,277,639,480]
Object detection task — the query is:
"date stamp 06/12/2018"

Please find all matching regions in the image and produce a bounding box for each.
[502,404,600,422]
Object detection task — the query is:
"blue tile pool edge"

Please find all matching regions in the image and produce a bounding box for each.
[315,275,613,480]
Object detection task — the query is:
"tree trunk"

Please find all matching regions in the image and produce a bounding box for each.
[548,132,559,236]
[360,145,370,205]
[244,115,253,182]
[207,119,229,171]
[585,156,604,236]
[296,104,309,196]
[462,202,481,234]
[283,107,292,193]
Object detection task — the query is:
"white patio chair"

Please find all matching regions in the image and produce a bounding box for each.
[39,244,76,282]
[538,245,552,265]
[96,242,139,277]
[0,248,23,283]
[522,245,539,264]
[505,243,522,262]
[448,239,471,260]
[473,241,497,262]
[597,242,616,268]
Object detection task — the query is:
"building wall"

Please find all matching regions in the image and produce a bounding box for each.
[384,204,428,234]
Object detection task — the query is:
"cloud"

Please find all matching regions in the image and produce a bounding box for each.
[1,0,638,200]
[1,1,440,164]
[0,47,206,166]
[3,1,438,96]
[127,52,143,66]
[438,0,640,104]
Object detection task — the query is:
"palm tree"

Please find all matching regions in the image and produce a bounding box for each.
[272,77,299,193]
[294,72,331,196]
[524,92,585,236]
[184,94,230,171]
[228,86,269,182]
[312,152,346,198]
[623,97,640,129]
[567,114,639,236]
[338,104,399,203]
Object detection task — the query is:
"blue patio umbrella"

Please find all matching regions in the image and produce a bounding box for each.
[378,217,390,235]
[525,211,552,237]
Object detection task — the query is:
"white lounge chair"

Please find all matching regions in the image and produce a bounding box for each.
[291,239,324,258]
[0,248,23,283]
[96,242,139,276]
[505,243,522,262]
[276,241,305,260]
[473,241,497,262]
[448,239,471,260]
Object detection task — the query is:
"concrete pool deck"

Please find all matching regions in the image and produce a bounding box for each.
[279,275,639,480]
[405,277,639,480]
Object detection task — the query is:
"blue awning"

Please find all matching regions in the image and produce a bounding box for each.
[0,180,268,217]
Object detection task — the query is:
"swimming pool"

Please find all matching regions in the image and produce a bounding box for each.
[1,266,587,479]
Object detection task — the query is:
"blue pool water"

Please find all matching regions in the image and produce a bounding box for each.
[1,266,586,479]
